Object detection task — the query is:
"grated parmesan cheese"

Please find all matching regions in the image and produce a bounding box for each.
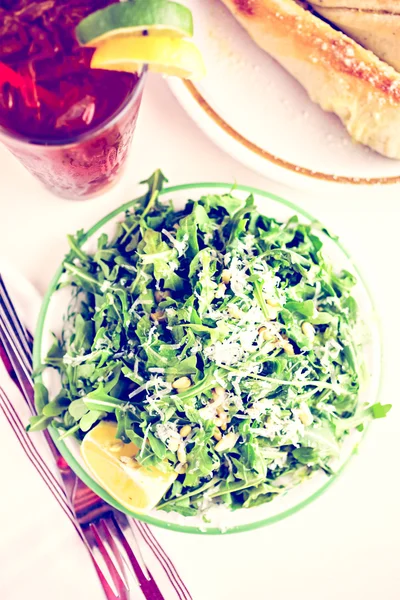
[155,422,180,443]
[162,229,188,257]
[100,280,112,293]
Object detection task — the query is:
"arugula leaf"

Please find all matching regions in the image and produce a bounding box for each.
[190,248,217,315]
[148,432,167,460]
[80,410,103,432]
[284,299,315,317]
[68,399,88,420]
[34,382,49,412]
[177,203,211,259]
[42,391,69,417]
[83,388,125,413]
[371,403,392,419]
[26,414,52,432]
[292,447,319,464]
[140,169,168,220]
[337,402,392,432]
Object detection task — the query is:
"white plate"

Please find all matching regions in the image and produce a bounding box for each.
[169,0,400,191]
[35,183,382,533]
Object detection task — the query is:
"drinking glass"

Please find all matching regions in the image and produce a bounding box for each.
[0,71,146,200]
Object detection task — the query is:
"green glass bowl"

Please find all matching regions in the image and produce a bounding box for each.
[33,183,382,534]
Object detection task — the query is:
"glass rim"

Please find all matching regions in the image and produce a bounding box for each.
[0,66,147,149]
[33,181,383,535]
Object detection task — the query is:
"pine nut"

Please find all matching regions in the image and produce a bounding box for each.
[216,407,228,420]
[228,304,243,319]
[155,290,171,303]
[168,438,180,453]
[150,310,165,322]
[179,425,192,438]
[215,283,226,299]
[211,386,226,403]
[258,326,275,342]
[214,385,226,397]
[109,441,124,452]
[215,432,238,452]
[267,299,280,308]
[213,427,222,441]
[282,341,295,356]
[220,422,228,431]
[119,456,136,468]
[172,376,192,391]
[301,321,315,342]
[221,269,232,284]
[175,463,188,474]
[298,402,313,426]
[177,443,187,465]
[266,306,279,321]
[214,417,223,427]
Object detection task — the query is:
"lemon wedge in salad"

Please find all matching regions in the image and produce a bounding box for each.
[81,421,177,514]
[91,36,206,80]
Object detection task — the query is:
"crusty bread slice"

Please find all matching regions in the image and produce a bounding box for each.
[311,4,400,72]
[220,0,400,159]
[310,0,399,10]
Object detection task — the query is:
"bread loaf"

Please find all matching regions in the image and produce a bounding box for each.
[220,0,400,159]
[311,0,400,72]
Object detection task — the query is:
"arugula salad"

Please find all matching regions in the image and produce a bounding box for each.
[31,172,390,516]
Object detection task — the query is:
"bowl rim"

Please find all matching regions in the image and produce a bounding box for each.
[33,181,383,535]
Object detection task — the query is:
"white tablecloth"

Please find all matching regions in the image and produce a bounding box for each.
[1,74,399,600]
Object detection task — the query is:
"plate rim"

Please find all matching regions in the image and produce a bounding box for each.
[33,181,383,535]
[169,77,400,187]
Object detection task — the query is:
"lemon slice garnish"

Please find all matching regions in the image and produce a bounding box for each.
[81,421,176,514]
[91,36,206,81]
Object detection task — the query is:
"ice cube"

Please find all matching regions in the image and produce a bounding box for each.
[55,94,96,129]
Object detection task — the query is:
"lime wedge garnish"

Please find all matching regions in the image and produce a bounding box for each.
[91,36,206,80]
[76,0,194,47]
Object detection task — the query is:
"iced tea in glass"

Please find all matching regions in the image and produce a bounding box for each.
[0,0,145,200]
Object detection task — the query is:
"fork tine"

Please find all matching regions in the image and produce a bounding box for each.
[112,514,166,600]
[0,275,32,359]
[0,306,32,378]
[101,519,138,591]
[0,319,34,408]
[0,306,32,364]
[85,524,122,598]
[93,561,123,600]
[91,522,129,594]
[114,512,151,581]
[0,305,32,374]
[106,517,141,589]
[0,315,32,379]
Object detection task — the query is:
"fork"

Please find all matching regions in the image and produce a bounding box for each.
[0,275,165,600]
